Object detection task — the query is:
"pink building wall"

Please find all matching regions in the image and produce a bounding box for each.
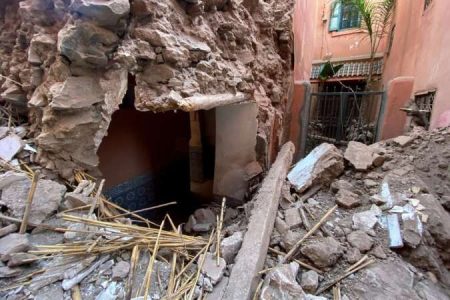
[383,0,450,129]
[312,0,387,62]
[289,0,318,157]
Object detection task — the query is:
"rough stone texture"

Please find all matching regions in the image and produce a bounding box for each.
[300,237,343,268]
[288,143,344,193]
[282,230,302,252]
[347,230,373,253]
[223,142,294,300]
[220,231,243,264]
[6,252,38,267]
[200,252,226,285]
[284,207,302,229]
[352,209,380,232]
[0,266,22,278]
[0,0,295,178]
[345,260,449,300]
[112,261,130,280]
[393,135,415,147]
[260,262,305,300]
[0,134,24,161]
[0,224,18,238]
[344,141,383,171]
[335,189,360,209]
[301,270,319,293]
[0,234,30,257]
[0,176,66,225]
[330,179,354,193]
[34,283,64,300]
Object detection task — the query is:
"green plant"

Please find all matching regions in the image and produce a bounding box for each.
[343,0,396,87]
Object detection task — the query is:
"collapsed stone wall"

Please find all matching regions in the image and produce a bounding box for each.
[0,0,294,180]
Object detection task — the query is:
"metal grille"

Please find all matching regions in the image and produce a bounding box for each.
[304,91,385,154]
[413,90,435,129]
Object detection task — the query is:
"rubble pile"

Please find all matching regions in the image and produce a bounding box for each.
[260,126,450,299]
[0,0,294,179]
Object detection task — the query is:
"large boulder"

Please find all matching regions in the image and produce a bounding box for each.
[58,22,119,68]
[0,173,66,225]
[260,262,306,300]
[70,0,130,27]
[344,141,384,171]
[288,143,344,193]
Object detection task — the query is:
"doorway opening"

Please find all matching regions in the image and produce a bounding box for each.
[97,77,216,223]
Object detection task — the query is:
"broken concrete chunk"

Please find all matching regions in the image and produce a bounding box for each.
[65,192,95,209]
[194,208,216,225]
[344,247,362,264]
[0,178,66,225]
[344,141,383,171]
[352,210,380,232]
[220,231,243,264]
[275,217,289,234]
[392,135,415,147]
[335,189,360,209]
[112,261,130,280]
[260,262,305,300]
[300,237,343,268]
[0,234,30,257]
[282,230,302,252]
[200,252,226,285]
[284,207,302,229]
[34,283,64,300]
[288,143,344,193]
[347,230,374,252]
[402,213,423,248]
[301,270,319,293]
[0,134,24,161]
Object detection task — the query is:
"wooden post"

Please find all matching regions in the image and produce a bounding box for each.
[19,170,40,234]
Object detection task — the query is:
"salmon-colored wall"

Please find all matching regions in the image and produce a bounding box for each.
[312,0,387,61]
[383,0,450,129]
[293,0,318,81]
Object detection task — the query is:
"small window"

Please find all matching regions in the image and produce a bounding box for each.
[329,1,361,32]
[424,0,433,10]
[412,90,435,129]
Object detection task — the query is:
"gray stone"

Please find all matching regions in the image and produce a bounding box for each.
[288,143,344,193]
[70,0,130,27]
[65,192,95,209]
[0,224,18,238]
[335,189,360,209]
[352,210,380,232]
[0,266,22,278]
[364,179,378,188]
[200,252,226,285]
[34,283,64,300]
[112,261,130,280]
[184,215,196,233]
[223,142,294,300]
[205,276,229,300]
[284,207,302,229]
[194,208,216,225]
[58,22,119,68]
[330,179,354,193]
[347,230,374,252]
[260,262,305,300]
[50,76,105,110]
[6,252,38,267]
[393,135,415,147]
[0,234,30,257]
[141,64,176,85]
[345,261,423,299]
[300,237,343,268]
[95,281,124,300]
[344,141,381,171]
[370,245,387,259]
[220,231,243,264]
[0,178,66,225]
[402,213,422,248]
[282,230,302,251]
[0,134,23,161]
[275,217,289,234]
[344,247,362,264]
[192,223,212,232]
[301,270,319,293]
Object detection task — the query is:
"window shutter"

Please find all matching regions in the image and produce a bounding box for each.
[329,1,342,31]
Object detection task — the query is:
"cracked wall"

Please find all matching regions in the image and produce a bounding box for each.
[0,0,294,180]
